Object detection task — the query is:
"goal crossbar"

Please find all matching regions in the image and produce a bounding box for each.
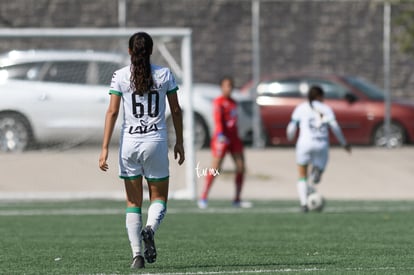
[0,28,191,38]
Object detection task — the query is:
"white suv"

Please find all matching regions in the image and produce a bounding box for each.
[0,50,252,152]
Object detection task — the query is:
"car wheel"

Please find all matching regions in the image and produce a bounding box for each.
[167,113,209,150]
[372,122,406,147]
[0,113,32,152]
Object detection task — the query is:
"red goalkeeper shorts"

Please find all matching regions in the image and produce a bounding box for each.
[211,136,243,158]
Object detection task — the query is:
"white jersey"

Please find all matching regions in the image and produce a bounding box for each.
[287,100,347,148]
[287,100,344,168]
[109,64,178,142]
[291,100,335,145]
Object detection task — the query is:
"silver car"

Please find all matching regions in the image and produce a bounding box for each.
[0,50,252,152]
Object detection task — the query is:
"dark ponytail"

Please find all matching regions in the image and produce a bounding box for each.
[129,32,154,96]
[308,85,324,109]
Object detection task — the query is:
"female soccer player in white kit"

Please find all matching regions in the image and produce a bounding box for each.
[286,86,351,212]
[99,32,185,269]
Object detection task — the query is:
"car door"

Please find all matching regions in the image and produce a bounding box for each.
[84,60,124,138]
[34,60,109,142]
[0,61,83,143]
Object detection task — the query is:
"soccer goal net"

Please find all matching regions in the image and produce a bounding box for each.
[0,28,197,200]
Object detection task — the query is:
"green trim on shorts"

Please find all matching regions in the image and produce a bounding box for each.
[126,207,142,214]
[145,176,169,182]
[298,177,307,182]
[109,89,122,96]
[167,87,178,94]
[120,175,142,180]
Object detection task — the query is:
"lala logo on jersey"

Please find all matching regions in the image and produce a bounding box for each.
[128,120,158,135]
[152,83,163,90]
[309,117,327,134]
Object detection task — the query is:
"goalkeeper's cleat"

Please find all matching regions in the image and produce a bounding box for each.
[198,199,208,209]
[141,226,157,263]
[310,166,322,184]
[130,255,145,269]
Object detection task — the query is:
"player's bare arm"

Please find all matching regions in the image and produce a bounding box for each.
[167,91,185,165]
[99,94,121,171]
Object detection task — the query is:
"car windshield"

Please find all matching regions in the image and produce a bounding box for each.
[345,76,385,100]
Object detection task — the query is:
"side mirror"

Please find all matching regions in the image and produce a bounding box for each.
[344,93,358,104]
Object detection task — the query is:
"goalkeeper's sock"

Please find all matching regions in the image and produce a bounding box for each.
[297,178,308,206]
[146,200,167,233]
[234,171,244,202]
[200,173,214,200]
[126,207,142,258]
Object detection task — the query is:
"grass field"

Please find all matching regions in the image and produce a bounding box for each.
[1,199,414,275]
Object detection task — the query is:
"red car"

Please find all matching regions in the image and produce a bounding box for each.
[241,74,414,147]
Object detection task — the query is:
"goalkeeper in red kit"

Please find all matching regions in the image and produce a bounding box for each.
[198,76,251,209]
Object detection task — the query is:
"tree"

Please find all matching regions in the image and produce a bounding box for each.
[393,1,414,54]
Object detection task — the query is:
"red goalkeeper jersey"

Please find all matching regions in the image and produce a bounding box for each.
[212,95,239,139]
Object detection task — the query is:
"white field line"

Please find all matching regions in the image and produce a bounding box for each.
[167,205,414,214]
[87,266,414,275]
[135,268,325,275]
[1,205,414,216]
[0,191,126,201]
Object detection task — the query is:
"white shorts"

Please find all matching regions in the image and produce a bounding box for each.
[118,139,169,181]
[295,140,329,170]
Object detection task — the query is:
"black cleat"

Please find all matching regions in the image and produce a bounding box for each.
[301,205,309,213]
[130,255,145,269]
[141,226,157,263]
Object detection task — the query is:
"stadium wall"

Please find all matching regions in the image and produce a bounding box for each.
[1,0,413,98]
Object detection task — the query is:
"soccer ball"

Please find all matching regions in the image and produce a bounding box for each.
[307,192,325,212]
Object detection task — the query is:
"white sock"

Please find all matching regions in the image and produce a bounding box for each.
[297,179,308,206]
[126,207,142,258]
[146,200,167,233]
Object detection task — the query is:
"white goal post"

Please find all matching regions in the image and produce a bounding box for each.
[0,27,197,200]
